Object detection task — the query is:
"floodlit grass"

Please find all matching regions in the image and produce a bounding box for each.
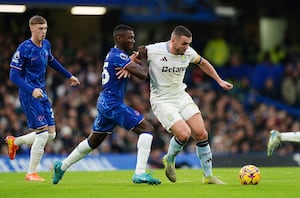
[0,167,299,198]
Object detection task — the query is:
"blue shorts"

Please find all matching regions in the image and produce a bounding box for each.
[19,92,55,129]
[92,98,144,133]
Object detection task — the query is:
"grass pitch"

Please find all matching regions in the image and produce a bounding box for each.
[0,167,299,198]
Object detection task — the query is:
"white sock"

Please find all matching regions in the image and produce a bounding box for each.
[28,132,48,174]
[281,132,300,142]
[47,132,56,142]
[135,133,153,175]
[61,139,92,171]
[15,132,36,145]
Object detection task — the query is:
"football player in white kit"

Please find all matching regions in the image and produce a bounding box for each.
[146,25,233,184]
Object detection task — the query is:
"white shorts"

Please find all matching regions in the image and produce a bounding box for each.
[150,91,200,132]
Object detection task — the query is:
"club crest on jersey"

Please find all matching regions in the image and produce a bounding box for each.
[37,115,45,122]
[181,55,186,63]
[120,53,128,60]
[167,114,174,121]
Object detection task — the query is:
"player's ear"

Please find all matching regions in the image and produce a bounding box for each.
[170,36,177,44]
[116,35,122,42]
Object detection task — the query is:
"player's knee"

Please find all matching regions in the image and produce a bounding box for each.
[176,128,191,142]
[48,132,56,142]
[88,140,100,149]
[144,124,154,133]
[194,130,208,141]
[87,133,108,149]
[177,133,190,143]
[134,120,154,133]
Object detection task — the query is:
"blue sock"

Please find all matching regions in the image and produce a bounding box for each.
[196,140,213,177]
[167,136,184,162]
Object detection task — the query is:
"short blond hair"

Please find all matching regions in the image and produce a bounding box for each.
[29,15,47,26]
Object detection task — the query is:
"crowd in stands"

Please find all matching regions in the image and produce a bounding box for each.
[1,24,300,169]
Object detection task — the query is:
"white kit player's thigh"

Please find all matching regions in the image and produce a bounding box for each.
[151,101,182,132]
[178,92,201,121]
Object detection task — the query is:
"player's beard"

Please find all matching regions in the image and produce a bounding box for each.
[176,48,185,55]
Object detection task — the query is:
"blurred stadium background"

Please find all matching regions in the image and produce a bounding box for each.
[1,0,300,171]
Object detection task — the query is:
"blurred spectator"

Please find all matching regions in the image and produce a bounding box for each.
[269,45,286,64]
[251,52,284,99]
[242,26,260,65]
[281,62,297,105]
[228,52,252,91]
[203,29,230,67]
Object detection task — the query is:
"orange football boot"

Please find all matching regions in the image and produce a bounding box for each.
[25,173,45,181]
[5,136,19,160]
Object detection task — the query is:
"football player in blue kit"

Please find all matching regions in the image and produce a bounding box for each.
[6,15,80,181]
[52,24,161,185]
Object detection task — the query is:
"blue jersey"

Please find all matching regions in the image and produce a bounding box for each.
[9,39,56,128]
[100,48,131,106]
[93,48,144,132]
[10,39,54,96]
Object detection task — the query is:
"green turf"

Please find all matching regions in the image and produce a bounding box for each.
[0,167,298,198]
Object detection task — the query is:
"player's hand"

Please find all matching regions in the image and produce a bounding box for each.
[130,51,141,64]
[137,46,147,59]
[115,67,131,79]
[32,88,44,98]
[69,76,80,86]
[219,80,233,91]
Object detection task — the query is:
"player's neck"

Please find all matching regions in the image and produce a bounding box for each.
[167,41,176,55]
[31,37,42,47]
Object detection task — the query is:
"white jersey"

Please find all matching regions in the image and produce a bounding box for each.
[146,41,201,100]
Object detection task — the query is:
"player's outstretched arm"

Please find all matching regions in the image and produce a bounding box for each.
[198,58,233,91]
